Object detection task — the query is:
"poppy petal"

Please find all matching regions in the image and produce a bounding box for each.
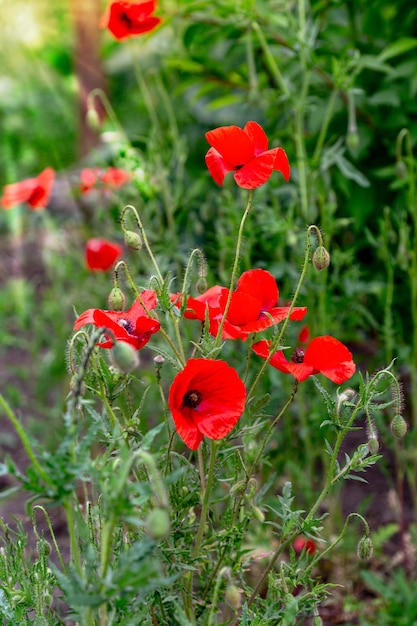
[168,359,246,449]
[205,147,235,186]
[269,147,291,182]
[234,152,276,189]
[243,121,269,155]
[205,126,255,167]
[236,269,278,312]
[305,336,355,383]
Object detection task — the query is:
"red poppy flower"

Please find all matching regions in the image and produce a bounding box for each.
[73,291,160,349]
[101,0,162,41]
[168,359,246,450]
[253,336,356,383]
[85,238,123,271]
[205,121,290,189]
[1,167,55,210]
[80,167,130,193]
[293,536,316,555]
[183,269,306,341]
[101,167,131,187]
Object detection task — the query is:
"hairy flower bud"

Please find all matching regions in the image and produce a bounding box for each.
[395,160,408,179]
[357,536,373,561]
[312,246,330,271]
[367,437,379,455]
[313,616,323,626]
[251,505,265,523]
[145,508,171,540]
[390,414,408,438]
[346,131,360,152]
[111,341,139,373]
[37,538,52,557]
[86,107,101,131]
[196,276,208,294]
[107,287,126,311]
[124,230,142,251]
[225,584,242,610]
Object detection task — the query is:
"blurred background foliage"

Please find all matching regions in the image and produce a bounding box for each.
[0,0,417,618]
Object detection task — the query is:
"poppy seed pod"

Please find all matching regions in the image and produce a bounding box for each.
[111,341,140,373]
[124,230,142,251]
[107,287,126,311]
[312,246,331,271]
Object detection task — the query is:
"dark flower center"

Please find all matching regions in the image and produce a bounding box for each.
[120,12,133,26]
[182,389,202,409]
[235,164,244,170]
[118,318,134,334]
[291,348,305,363]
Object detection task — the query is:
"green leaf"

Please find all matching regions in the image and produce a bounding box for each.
[335,154,370,187]
[378,37,417,63]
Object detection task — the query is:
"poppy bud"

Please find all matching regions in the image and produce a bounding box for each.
[312,246,330,271]
[357,536,373,561]
[70,374,86,397]
[111,341,139,373]
[313,616,323,626]
[395,160,408,179]
[42,591,53,608]
[145,508,171,540]
[251,505,265,523]
[367,437,379,455]
[37,538,51,557]
[225,584,242,610]
[86,107,101,131]
[390,414,408,438]
[124,230,143,251]
[346,131,360,152]
[107,287,126,311]
[196,276,208,294]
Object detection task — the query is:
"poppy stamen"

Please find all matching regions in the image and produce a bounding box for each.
[182,389,202,409]
[291,348,305,363]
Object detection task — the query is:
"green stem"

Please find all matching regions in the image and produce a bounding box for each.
[251,21,290,97]
[0,394,52,486]
[312,89,339,167]
[185,441,218,619]
[214,191,253,348]
[248,225,317,401]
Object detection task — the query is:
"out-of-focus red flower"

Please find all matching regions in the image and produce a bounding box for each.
[85,238,123,272]
[1,168,55,210]
[168,359,246,450]
[253,336,356,383]
[101,167,131,187]
[205,121,290,189]
[298,325,310,344]
[73,291,160,349]
[183,269,306,341]
[293,536,316,555]
[80,167,130,193]
[101,0,162,41]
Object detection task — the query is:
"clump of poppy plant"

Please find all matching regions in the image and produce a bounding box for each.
[182,269,307,340]
[101,0,162,41]
[1,167,55,211]
[73,291,160,350]
[205,121,290,189]
[85,238,123,272]
[168,359,246,450]
[253,336,356,384]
